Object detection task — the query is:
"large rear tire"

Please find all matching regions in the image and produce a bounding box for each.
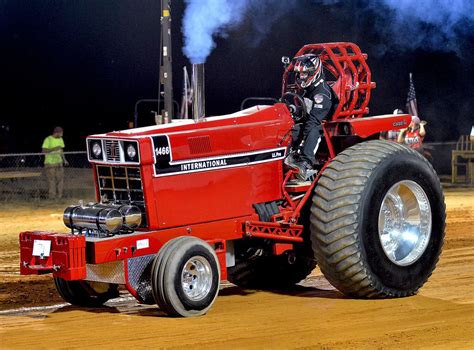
[54,278,119,307]
[310,140,445,298]
[151,237,220,317]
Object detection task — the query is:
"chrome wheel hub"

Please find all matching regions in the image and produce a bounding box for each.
[181,256,213,301]
[378,180,432,266]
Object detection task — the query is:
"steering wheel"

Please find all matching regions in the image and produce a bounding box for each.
[280,92,307,122]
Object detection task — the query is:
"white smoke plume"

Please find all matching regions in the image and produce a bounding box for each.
[182,0,249,64]
[182,0,297,64]
[182,0,474,63]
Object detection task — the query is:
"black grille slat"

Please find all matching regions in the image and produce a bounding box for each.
[98,167,111,176]
[112,167,126,176]
[96,165,147,227]
[127,167,141,178]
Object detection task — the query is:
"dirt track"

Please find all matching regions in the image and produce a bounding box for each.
[1,190,473,349]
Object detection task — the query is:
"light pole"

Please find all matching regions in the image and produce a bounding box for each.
[157,0,173,124]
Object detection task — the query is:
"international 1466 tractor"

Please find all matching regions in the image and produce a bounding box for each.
[19,43,445,317]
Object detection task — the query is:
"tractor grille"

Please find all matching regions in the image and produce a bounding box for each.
[105,140,121,162]
[96,166,147,227]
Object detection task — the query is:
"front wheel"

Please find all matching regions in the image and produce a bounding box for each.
[151,237,220,317]
[310,140,445,298]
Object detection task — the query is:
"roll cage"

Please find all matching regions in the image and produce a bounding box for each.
[282,42,376,121]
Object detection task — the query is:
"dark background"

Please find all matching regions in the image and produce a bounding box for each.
[1,0,473,152]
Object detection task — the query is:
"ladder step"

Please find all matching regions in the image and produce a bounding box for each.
[285,180,312,193]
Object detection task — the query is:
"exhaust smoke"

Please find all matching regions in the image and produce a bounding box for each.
[365,0,474,54]
[182,0,474,61]
[182,0,296,64]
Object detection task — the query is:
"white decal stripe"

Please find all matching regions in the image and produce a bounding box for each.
[153,154,286,177]
[170,147,287,165]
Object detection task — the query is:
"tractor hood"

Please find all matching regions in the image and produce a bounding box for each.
[86,104,293,174]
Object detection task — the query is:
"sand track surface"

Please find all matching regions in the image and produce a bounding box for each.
[0,190,473,349]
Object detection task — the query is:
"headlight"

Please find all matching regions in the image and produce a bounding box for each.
[127,144,137,159]
[92,142,102,157]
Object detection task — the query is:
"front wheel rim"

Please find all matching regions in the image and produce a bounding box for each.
[181,256,213,301]
[378,180,432,266]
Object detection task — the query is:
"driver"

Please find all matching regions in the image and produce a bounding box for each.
[285,54,333,180]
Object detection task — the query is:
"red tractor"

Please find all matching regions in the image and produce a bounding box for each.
[19,43,445,317]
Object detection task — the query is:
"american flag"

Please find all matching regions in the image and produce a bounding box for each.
[406,72,419,117]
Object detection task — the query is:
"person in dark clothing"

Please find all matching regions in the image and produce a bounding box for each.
[286,54,333,180]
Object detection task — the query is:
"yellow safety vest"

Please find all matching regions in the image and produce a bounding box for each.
[42,136,65,165]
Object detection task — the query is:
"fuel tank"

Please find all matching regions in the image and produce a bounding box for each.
[64,203,142,233]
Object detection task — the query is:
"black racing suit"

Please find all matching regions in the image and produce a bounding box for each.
[297,79,333,165]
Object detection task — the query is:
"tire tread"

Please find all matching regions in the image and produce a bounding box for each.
[311,140,445,298]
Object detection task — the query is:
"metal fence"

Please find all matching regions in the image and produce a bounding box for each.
[0,141,469,202]
[0,151,95,202]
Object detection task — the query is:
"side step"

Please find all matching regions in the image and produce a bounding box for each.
[284,180,312,193]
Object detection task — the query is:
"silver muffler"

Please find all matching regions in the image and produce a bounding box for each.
[64,203,142,234]
[93,203,142,230]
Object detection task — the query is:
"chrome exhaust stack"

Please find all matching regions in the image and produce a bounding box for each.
[192,63,205,121]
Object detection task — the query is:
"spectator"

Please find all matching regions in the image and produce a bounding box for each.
[470,126,474,142]
[380,109,404,142]
[397,116,427,151]
[42,127,68,199]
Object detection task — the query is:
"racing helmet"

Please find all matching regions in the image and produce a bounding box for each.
[293,54,323,88]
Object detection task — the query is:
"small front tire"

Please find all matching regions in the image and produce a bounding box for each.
[151,237,220,317]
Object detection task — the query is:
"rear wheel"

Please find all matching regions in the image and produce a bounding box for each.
[54,278,119,306]
[151,237,220,317]
[310,140,445,297]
